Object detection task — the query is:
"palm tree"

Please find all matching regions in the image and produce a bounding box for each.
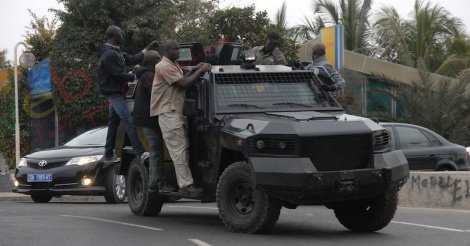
[369,62,470,146]
[434,37,470,77]
[373,0,463,71]
[310,0,373,53]
[271,1,301,64]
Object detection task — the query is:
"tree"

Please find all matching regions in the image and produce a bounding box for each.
[24,10,58,62]
[369,63,470,146]
[50,0,178,142]
[0,69,32,169]
[434,37,470,77]
[310,0,373,54]
[175,0,217,44]
[205,6,271,48]
[0,49,10,70]
[0,11,58,168]
[271,2,301,64]
[373,0,463,71]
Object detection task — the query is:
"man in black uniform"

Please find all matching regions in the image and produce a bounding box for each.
[134,50,176,192]
[97,25,157,163]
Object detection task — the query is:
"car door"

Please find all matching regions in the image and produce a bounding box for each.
[393,126,436,170]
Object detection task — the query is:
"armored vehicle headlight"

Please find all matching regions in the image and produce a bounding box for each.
[250,138,297,156]
[256,140,266,149]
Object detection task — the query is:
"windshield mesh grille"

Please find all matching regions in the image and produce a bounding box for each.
[213,71,340,113]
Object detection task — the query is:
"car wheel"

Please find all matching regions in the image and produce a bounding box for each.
[31,194,53,203]
[216,161,281,234]
[333,190,398,232]
[104,165,126,204]
[127,158,166,216]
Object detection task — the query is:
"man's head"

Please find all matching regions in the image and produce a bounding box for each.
[105,25,123,46]
[312,43,326,60]
[164,40,180,62]
[143,50,161,67]
[264,32,281,53]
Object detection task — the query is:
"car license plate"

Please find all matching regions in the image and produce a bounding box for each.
[27,174,52,182]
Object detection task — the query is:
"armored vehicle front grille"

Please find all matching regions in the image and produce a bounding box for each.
[374,131,390,146]
[302,134,372,171]
[27,161,67,170]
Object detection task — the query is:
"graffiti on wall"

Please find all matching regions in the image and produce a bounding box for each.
[410,174,470,204]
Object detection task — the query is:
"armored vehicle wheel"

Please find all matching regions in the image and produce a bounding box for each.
[216,161,281,234]
[127,158,166,216]
[104,166,126,204]
[31,194,53,203]
[333,190,398,232]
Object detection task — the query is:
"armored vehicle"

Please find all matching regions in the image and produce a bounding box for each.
[119,52,409,234]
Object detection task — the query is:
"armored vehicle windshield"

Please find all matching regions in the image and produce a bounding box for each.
[211,65,342,113]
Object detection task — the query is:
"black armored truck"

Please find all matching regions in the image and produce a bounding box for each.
[119,45,409,234]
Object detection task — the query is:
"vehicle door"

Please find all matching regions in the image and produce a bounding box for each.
[393,126,436,170]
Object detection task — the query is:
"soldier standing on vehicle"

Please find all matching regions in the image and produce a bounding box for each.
[98,25,158,164]
[134,50,176,193]
[150,40,212,196]
[247,32,287,65]
[310,43,346,92]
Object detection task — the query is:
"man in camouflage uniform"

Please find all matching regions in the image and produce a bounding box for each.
[249,32,287,65]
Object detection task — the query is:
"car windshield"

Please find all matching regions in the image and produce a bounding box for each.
[64,127,107,147]
[214,71,341,113]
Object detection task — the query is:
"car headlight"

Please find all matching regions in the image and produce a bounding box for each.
[18,158,27,167]
[65,155,103,166]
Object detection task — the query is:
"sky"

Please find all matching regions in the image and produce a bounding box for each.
[1,0,470,62]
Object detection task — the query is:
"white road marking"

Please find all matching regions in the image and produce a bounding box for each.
[399,207,470,214]
[60,215,163,231]
[165,205,218,210]
[188,239,212,246]
[392,221,467,233]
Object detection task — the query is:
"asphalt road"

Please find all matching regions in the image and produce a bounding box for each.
[0,199,469,246]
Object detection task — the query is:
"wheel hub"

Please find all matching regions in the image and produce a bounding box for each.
[231,183,254,214]
[114,175,126,200]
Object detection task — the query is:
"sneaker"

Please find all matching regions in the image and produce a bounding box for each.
[140,152,150,164]
[179,184,203,197]
[159,182,177,193]
[103,155,120,163]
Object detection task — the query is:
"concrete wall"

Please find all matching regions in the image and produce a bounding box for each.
[399,171,470,210]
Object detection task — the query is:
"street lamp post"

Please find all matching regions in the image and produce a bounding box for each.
[14,42,36,167]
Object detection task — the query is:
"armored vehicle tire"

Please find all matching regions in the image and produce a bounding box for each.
[333,190,398,232]
[127,158,166,216]
[104,166,126,204]
[31,194,53,203]
[216,161,281,234]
